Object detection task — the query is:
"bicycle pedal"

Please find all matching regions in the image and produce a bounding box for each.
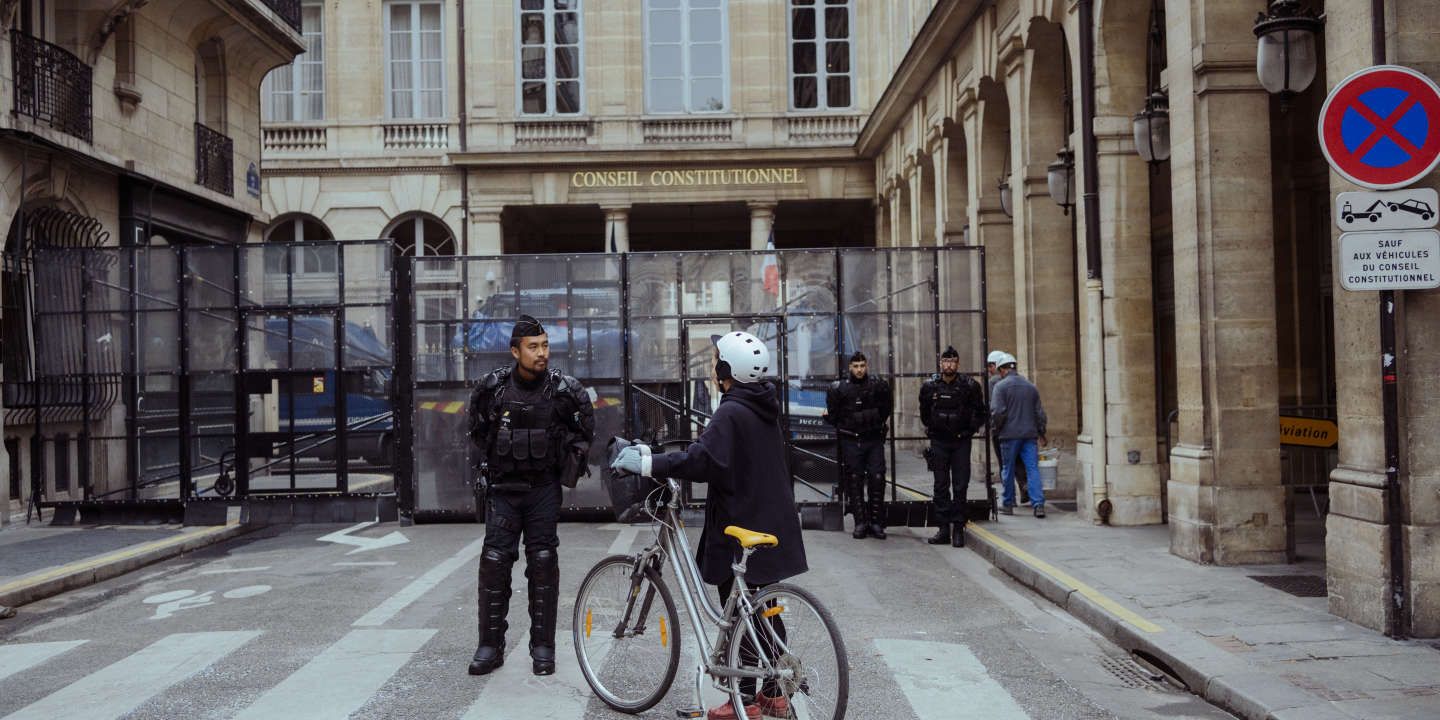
[674,707,704,718]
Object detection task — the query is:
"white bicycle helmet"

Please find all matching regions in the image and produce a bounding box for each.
[714,331,771,384]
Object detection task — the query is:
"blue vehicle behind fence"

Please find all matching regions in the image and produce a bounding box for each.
[269,316,394,466]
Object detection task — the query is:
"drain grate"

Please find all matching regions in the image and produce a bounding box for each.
[1249,574,1327,597]
[1096,655,1165,690]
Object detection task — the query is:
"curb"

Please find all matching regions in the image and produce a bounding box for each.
[962,523,1346,720]
[0,522,255,610]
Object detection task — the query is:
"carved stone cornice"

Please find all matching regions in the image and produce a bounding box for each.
[997,34,1026,77]
[924,124,945,155]
[956,85,979,120]
[88,0,150,64]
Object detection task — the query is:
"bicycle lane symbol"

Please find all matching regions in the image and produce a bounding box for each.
[142,585,272,620]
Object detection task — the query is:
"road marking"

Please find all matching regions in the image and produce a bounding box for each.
[230,629,435,720]
[965,525,1165,634]
[0,640,87,683]
[607,526,639,555]
[353,537,486,627]
[317,521,409,555]
[1,631,259,720]
[463,629,596,720]
[333,561,398,567]
[199,566,271,575]
[876,639,1029,720]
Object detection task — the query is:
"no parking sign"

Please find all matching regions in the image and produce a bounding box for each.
[1319,65,1440,190]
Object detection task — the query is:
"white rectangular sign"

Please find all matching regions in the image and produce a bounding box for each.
[1335,188,1439,231]
[1339,229,1440,291]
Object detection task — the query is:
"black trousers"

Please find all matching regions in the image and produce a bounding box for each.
[717,578,785,700]
[480,481,561,649]
[928,436,972,525]
[839,436,886,521]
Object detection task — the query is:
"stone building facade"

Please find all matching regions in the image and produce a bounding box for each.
[0,1,304,522]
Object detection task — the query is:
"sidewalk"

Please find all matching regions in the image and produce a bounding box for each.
[958,508,1440,720]
[0,510,251,612]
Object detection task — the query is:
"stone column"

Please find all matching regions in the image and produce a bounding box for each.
[468,209,503,255]
[1324,0,1440,637]
[929,131,950,245]
[1164,0,1285,565]
[602,205,630,253]
[748,201,776,250]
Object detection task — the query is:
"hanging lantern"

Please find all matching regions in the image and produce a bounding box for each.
[1253,0,1324,104]
[1132,92,1171,164]
[961,223,971,245]
[998,179,1013,218]
[1047,147,1075,211]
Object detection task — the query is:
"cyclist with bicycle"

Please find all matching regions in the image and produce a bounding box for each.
[612,331,807,720]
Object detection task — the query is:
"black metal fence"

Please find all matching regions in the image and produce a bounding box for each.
[10,30,93,143]
[195,123,234,196]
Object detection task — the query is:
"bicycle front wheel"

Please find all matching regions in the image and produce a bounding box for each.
[728,583,849,720]
[573,554,682,713]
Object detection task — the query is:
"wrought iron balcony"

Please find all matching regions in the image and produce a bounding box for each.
[195,122,234,196]
[10,30,93,143]
[259,0,302,33]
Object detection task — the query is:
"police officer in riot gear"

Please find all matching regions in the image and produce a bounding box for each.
[920,346,987,547]
[825,351,893,539]
[467,314,594,677]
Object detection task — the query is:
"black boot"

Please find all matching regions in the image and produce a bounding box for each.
[526,547,560,676]
[869,497,887,540]
[951,522,966,547]
[470,548,511,676]
[851,508,872,539]
[926,525,951,545]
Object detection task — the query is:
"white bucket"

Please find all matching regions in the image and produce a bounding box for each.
[1037,448,1059,491]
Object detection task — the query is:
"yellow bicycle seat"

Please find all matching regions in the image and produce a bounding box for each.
[724,525,779,549]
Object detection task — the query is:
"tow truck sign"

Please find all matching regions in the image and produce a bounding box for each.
[1335,188,1439,231]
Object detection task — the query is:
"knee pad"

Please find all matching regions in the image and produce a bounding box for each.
[526,547,559,583]
[480,547,514,582]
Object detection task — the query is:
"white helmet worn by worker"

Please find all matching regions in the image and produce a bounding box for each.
[986,350,1009,366]
[997,352,1017,368]
[714,331,771,384]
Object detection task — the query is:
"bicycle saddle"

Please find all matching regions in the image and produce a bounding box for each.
[724,525,779,549]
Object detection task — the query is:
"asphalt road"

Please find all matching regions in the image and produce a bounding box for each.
[0,520,1233,719]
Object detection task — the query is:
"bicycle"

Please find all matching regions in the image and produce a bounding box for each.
[573,453,849,719]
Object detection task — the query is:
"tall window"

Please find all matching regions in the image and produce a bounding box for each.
[385,1,445,119]
[262,1,324,121]
[644,0,727,114]
[264,215,336,274]
[518,0,582,115]
[789,0,852,110]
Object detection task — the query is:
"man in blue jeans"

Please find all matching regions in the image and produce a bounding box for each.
[989,353,1049,518]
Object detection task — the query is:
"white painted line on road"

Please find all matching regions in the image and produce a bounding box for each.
[317,521,409,555]
[333,561,398,567]
[875,638,1030,720]
[230,629,436,720]
[463,629,596,719]
[1,631,259,720]
[0,640,87,683]
[607,526,639,555]
[353,537,486,627]
[199,566,271,575]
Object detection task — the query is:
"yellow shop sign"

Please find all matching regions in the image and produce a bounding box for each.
[1279,416,1338,448]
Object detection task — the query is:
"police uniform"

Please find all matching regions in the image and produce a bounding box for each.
[919,355,986,546]
[825,363,892,539]
[466,319,594,677]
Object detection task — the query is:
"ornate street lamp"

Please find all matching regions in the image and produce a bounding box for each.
[998,178,1013,218]
[1047,147,1075,212]
[1132,91,1171,164]
[1253,0,1325,106]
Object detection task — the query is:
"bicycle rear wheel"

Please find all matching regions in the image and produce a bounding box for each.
[728,583,849,720]
[573,554,682,713]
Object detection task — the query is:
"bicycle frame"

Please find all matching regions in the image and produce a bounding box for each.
[632,478,788,710]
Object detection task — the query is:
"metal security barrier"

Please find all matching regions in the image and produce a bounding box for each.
[404,247,989,526]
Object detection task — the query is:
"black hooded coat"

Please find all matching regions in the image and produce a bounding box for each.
[650,380,808,585]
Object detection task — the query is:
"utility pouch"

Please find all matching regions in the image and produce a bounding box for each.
[527,429,550,461]
[494,428,514,459]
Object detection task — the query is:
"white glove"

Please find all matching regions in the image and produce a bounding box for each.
[610,445,652,477]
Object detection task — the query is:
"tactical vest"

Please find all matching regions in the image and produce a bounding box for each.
[928,375,969,435]
[487,376,564,480]
[836,378,886,434]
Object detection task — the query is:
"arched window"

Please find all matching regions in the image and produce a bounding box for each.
[264,213,336,274]
[386,213,455,256]
[194,38,227,130]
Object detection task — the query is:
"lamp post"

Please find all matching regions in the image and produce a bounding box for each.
[1047,147,1075,212]
[1253,0,1325,108]
[1132,91,1171,164]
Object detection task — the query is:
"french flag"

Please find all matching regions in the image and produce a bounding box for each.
[761,231,780,296]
